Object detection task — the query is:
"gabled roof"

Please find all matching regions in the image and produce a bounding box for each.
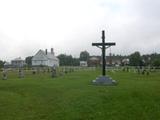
[46,52,58,61]
[4,62,10,65]
[32,49,59,61]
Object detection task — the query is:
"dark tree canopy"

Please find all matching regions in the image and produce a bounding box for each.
[25,56,33,67]
[79,51,90,61]
[0,60,5,68]
[57,54,79,66]
[129,51,143,66]
[152,59,160,67]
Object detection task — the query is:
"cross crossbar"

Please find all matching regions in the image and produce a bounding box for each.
[92,43,116,46]
[92,30,116,76]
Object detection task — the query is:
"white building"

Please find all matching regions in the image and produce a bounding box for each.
[11,57,26,67]
[32,48,59,67]
[122,58,130,65]
[80,61,88,67]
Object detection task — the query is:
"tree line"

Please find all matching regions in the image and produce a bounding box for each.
[0,51,160,68]
[129,51,160,67]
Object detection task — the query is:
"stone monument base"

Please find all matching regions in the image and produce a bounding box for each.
[92,76,117,85]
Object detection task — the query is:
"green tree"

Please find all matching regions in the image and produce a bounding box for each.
[0,60,5,68]
[65,55,73,66]
[25,56,33,67]
[58,54,79,66]
[57,54,65,66]
[58,54,80,66]
[72,58,80,66]
[129,51,143,66]
[80,51,90,61]
[142,55,150,66]
[152,59,160,67]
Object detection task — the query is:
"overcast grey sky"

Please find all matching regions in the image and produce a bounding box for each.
[0,0,160,61]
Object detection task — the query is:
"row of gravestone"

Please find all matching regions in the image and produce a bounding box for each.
[1,68,65,80]
[107,67,152,75]
[122,67,152,75]
[1,66,96,80]
[2,69,26,80]
[32,67,75,75]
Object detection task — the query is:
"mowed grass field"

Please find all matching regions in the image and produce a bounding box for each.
[0,69,160,120]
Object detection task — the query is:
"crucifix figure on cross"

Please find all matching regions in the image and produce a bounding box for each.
[92,30,117,85]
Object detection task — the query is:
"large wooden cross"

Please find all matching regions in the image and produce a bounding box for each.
[92,30,116,76]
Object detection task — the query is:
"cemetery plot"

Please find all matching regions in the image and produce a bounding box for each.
[0,69,160,120]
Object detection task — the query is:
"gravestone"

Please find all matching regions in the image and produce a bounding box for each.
[47,68,50,73]
[51,65,57,78]
[64,67,68,74]
[19,68,24,78]
[2,69,7,80]
[126,67,129,72]
[43,68,46,73]
[59,70,64,76]
[37,67,40,74]
[32,69,36,75]
[92,30,116,85]
[146,70,150,75]
[112,69,115,73]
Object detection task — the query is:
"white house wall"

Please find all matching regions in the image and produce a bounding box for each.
[32,50,59,67]
[48,59,59,67]
[32,60,47,66]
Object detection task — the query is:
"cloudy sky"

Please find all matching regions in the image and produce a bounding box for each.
[0,0,160,61]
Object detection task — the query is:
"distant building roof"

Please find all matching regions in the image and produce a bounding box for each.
[4,62,10,66]
[12,57,24,61]
[32,49,59,61]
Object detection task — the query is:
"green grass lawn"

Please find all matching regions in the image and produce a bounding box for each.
[0,70,160,120]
